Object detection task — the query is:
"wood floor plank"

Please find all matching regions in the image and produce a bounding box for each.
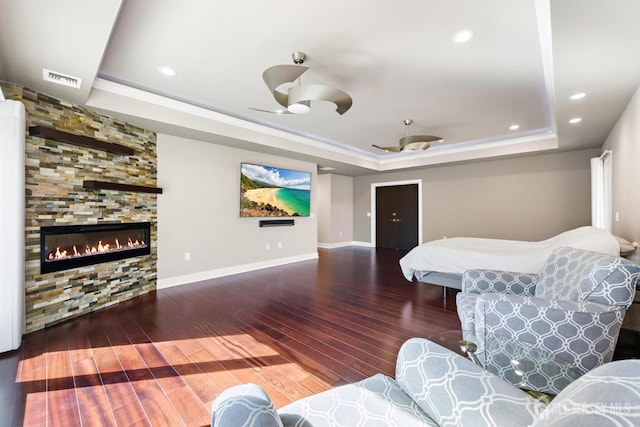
[103,324,186,426]
[153,341,221,408]
[66,331,117,427]
[134,341,210,427]
[203,318,323,402]
[87,327,150,426]
[12,344,46,426]
[45,327,81,427]
[188,319,294,408]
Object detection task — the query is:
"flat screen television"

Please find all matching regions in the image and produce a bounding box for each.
[240,163,311,217]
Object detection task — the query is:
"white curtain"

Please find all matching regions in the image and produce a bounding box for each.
[591,151,612,232]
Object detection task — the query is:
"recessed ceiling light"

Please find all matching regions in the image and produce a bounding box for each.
[453,30,474,43]
[570,92,586,100]
[318,166,336,171]
[509,124,520,130]
[158,66,176,77]
[569,117,582,124]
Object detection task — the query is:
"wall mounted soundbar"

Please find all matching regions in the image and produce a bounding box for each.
[259,219,295,227]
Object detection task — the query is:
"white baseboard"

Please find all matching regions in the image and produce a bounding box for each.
[317,241,352,249]
[157,252,319,289]
[351,241,374,247]
[317,241,374,249]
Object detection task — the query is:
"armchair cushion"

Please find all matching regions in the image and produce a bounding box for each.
[532,359,640,427]
[279,373,438,427]
[395,338,543,427]
[458,270,538,344]
[475,292,624,393]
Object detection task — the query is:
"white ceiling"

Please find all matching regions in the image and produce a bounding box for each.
[1,0,639,175]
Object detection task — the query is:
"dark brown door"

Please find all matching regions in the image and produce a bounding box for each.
[375,184,419,250]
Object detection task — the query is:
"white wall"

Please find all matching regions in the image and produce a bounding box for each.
[157,133,318,288]
[603,84,640,248]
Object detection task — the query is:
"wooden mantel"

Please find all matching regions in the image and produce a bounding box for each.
[29,125,135,155]
[83,181,163,194]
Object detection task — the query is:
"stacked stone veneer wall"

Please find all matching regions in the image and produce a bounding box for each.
[1,82,158,333]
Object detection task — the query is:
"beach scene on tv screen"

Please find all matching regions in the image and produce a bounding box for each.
[240,163,311,217]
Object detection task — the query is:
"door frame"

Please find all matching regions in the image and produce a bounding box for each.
[370,179,422,248]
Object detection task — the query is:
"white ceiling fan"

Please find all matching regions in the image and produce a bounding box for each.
[373,119,444,153]
[254,52,353,115]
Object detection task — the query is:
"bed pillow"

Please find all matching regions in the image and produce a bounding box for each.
[614,235,637,257]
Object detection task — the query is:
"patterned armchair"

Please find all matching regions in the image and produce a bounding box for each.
[211,338,640,427]
[456,246,640,394]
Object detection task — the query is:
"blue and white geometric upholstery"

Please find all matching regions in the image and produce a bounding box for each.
[456,246,640,394]
[212,382,283,427]
[211,338,640,427]
[394,338,543,427]
[279,373,439,427]
[530,359,640,427]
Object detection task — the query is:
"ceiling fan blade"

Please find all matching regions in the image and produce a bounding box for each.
[263,64,309,108]
[400,135,444,144]
[288,84,353,115]
[372,144,402,152]
[248,107,293,115]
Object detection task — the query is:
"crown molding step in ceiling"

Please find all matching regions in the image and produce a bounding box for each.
[2,1,639,175]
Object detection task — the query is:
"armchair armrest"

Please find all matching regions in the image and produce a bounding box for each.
[211,383,283,427]
[396,338,544,427]
[462,269,538,295]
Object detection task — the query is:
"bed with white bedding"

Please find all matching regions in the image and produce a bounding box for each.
[399,226,620,290]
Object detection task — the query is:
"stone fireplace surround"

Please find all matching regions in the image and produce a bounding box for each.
[1,82,158,333]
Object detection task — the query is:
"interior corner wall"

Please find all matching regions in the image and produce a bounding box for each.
[330,174,354,243]
[317,174,331,243]
[602,84,640,250]
[317,174,354,246]
[156,133,318,287]
[353,148,599,244]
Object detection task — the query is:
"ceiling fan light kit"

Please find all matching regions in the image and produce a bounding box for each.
[373,119,444,153]
[287,100,310,114]
[261,52,353,115]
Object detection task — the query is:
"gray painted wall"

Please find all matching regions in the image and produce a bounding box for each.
[317,174,331,244]
[157,133,318,286]
[353,148,599,243]
[603,85,640,249]
[330,174,354,244]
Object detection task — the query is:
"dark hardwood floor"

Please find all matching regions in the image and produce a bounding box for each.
[0,247,462,427]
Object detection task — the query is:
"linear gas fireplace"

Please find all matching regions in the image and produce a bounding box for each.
[40,222,151,274]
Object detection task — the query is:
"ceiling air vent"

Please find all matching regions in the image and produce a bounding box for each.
[42,69,82,89]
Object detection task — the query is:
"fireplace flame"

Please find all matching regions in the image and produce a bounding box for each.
[48,237,147,261]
